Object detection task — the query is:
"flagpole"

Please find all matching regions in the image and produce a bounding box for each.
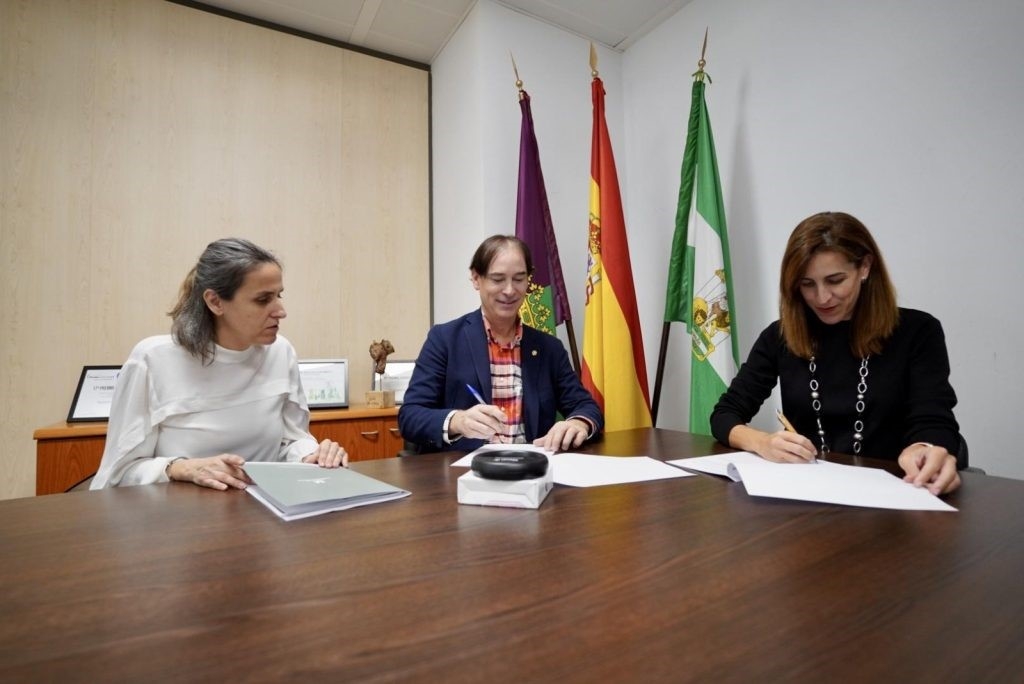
[565,319,581,375]
[511,53,582,375]
[652,28,711,426]
[510,52,525,102]
[652,322,671,424]
[579,42,602,378]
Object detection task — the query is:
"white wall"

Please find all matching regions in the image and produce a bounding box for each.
[432,0,625,333]
[434,0,1024,479]
[431,3,485,321]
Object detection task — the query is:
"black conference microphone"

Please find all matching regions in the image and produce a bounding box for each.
[471,450,549,481]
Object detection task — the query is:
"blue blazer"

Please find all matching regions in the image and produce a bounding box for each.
[398,310,603,452]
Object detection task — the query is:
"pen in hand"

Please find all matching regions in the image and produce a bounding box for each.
[776,408,797,433]
[465,384,487,406]
[466,384,506,443]
[777,408,816,463]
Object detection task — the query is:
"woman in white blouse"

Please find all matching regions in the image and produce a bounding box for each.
[92,238,347,490]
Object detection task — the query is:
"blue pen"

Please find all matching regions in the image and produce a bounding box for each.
[466,384,507,443]
[465,384,487,405]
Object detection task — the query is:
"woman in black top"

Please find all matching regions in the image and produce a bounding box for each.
[710,212,961,495]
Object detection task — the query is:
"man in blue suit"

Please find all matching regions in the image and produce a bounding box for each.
[399,235,603,453]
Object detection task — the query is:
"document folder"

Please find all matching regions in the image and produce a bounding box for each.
[243,462,410,521]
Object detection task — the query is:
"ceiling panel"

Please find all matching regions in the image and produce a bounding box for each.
[189,0,690,64]
[366,0,470,61]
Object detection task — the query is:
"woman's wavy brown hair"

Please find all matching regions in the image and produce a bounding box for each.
[779,212,898,359]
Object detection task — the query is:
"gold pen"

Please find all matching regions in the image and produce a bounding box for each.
[776,408,797,433]
[777,408,816,463]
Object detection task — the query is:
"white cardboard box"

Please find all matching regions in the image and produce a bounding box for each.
[457,469,553,509]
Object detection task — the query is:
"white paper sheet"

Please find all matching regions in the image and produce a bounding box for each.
[547,453,695,487]
[453,447,694,487]
[671,453,955,512]
[668,452,764,479]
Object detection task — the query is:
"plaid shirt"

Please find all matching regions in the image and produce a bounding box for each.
[482,314,526,444]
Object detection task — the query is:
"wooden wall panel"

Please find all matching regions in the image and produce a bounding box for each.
[0,0,431,499]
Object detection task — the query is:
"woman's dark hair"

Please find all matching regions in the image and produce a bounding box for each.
[779,212,898,358]
[469,235,534,276]
[169,238,280,363]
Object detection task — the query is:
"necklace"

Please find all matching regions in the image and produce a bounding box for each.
[808,355,869,454]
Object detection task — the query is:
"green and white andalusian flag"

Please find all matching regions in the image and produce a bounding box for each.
[664,78,738,436]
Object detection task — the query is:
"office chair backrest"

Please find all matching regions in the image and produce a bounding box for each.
[956,434,986,474]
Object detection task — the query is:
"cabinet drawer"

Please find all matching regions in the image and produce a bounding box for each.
[383,420,404,456]
[310,417,401,461]
[312,418,384,461]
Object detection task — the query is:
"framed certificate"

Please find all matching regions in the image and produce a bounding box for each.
[298,359,349,409]
[67,365,122,423]
[372,360,416,404]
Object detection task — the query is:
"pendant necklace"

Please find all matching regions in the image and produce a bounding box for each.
[808,355,869,454]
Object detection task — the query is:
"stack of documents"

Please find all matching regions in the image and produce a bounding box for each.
[244,462,410,521]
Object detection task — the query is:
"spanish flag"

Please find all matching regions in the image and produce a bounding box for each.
[582,76,652,430]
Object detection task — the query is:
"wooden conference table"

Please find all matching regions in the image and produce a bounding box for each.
[1,428,1021,682]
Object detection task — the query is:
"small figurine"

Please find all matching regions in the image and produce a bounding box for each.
[369,339,395,375]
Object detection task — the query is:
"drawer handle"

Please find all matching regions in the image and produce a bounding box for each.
[360,430,380,437]
[389,428,402,436]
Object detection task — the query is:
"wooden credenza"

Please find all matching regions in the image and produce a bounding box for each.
[307,406,404,462]
[33,405,402,495]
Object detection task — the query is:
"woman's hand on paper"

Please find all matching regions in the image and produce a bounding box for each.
[760,430,818,464]
[729,424,816,464]
[899,443,961,495]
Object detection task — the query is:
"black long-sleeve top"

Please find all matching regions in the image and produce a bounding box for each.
[710,308,960,460]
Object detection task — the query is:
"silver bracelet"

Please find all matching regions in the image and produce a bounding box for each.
[165,456,187,479]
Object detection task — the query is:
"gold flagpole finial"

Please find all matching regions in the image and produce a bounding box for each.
[589,42,599,78]
[693,27,712,83]
[510,52,525,100]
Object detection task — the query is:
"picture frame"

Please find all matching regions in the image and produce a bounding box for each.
[67,365,122,423]
[372,360,416,405]
[298,359,349,409]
